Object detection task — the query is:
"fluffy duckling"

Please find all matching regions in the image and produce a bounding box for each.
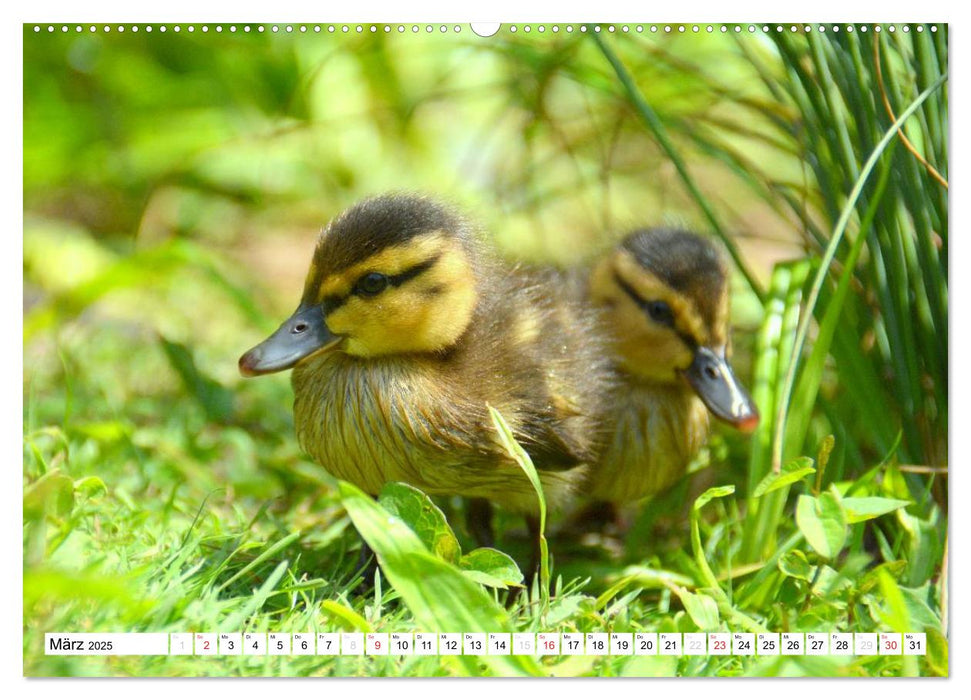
[584,227,758,511]
[239,194,613,557]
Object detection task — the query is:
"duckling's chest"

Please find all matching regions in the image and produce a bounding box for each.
[291,356,481,496]
[590,382,709,502]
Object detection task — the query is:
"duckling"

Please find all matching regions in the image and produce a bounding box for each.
[582,227,758,517]
[238,194,614,569]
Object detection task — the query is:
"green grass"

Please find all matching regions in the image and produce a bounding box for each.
[23,24,947,677]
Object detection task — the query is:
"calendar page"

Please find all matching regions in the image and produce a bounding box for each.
[22,10,949,680]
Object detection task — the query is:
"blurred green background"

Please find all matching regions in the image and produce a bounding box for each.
[23,23,947,677]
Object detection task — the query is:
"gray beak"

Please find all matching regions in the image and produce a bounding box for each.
[239,304,339,377]
[682,346,759,433]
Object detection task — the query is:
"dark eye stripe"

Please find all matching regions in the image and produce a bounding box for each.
[614,272,655,317]
[321,294,346,314]
[386,254,440,287]
[322,254,442,312]
[613,271,698,348]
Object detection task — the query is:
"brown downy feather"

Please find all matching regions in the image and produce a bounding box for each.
[259,194,618,516]
[580,227,755,508]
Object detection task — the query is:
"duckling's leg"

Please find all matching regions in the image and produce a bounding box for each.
[356,539,376,571]
[466,498,495,548]
[352,539,379,593]
[563,499,623,534]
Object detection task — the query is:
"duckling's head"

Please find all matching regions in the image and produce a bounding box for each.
[239,194,480,374]
[590,227,759,432]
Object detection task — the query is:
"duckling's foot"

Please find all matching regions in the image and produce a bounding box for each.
[465,498,495,548]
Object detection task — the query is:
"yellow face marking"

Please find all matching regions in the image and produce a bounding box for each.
[323,242,478,357]
[611,250,707,343]
[311,232,450,303]
[590,250,707,382]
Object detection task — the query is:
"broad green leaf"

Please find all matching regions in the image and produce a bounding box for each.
[866,575,934,678]
[925,627,949,677]
[752,457,815,497]
[878,463,914,502]
[73,476,108,497]
[778,550,814,581]
[865,578,941,634]
[808,564,853,598]
[841,497,911,524]
[459,548,523,589]
[674,588,720,630]
[547,594,592,628]
[339,480,542,677]
[896,507,944,587]
[858,561,908,594]
[378,482,461,564]
[23,222,115,295]
[795,491,847,559]
[899,587,943,631]
[693,484,735,511]
[23,469,74,519]
[874,567,910,632]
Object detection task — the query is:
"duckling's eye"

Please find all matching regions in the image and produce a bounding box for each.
[646,300,674,326]
[355,272,388,297]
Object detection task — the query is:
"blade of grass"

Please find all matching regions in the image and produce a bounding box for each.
[785,143,897,456]
[742,260,810,562]
[690,486,765,634]
[214,531,302,593]
[589,28,765,304]
[771,72,947,472]
[220,559,289,632]
[488,406,549,621]
[338,480,542,677]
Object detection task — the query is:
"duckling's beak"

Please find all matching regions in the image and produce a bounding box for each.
[682,346,759,433]
[238,304,340,377]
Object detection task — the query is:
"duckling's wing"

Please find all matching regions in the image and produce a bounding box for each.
[495,266,610,473]
[516,412,595,472]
